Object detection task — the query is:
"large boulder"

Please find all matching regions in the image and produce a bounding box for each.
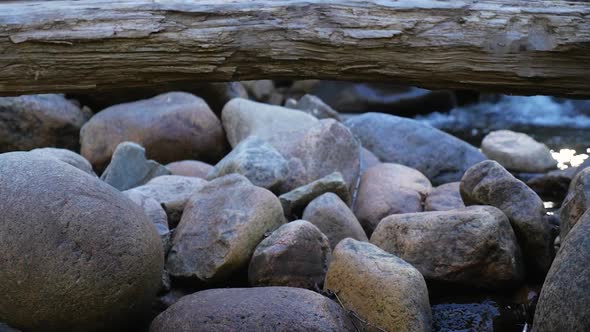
[100,142,171,191]
[354,163,432,235]
[222,98,360,193]
[80,92,228,171]
[481,130,557,173]
[149,287,356,332]
[324,239,432,332]
[0,94,90,152]
[248,220,331,289]
[424,182,465,212]
[345,113,486,185]
[460,160,554,274]
[0,152,163,332]
[302,192,368,249]
[533,210,590,331]
[28,147,95,176]
[207,136,288,192]
[559,168,590,239]
[371,206,524,289]
[165,160,213,179]
[166,174,284,284]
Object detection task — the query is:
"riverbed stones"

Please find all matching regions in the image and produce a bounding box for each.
[149,287,356,332]
[0,94,90,152]
[166,174,284,284]
[533,209,590,331]
[360,147,380,174]
[0,152,163,332]
[207,136,288,191]
[559,167,590,239]
[285,94,341,120]
[123,190,170,251]
[354,163,432,235]
[424,182,465,211]
[302,193,368,248]
[100,142,171,191]
[460,160,553,274]
[371,206,524,289]
[481,130,557,173]
[279,172,350,218]
[28,147,96,176]
[248,220,331,288]
[324,239,432,332]
[80,92,227,170]
[222,98,360,193]
[124,175,207,228]
[345,112,486,185]
[165,160,213,179]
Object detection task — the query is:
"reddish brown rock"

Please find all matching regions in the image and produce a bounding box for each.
[165,160,213,179]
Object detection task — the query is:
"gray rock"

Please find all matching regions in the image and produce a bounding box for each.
[165,160,213,179]
[354,163,432,235]
[527,168,575,201]
[279,172,350,218]
[100,142,171,191]
[28,147,96,176]
[559,168,590,239]
[248,220,331,289]
[81,92,228,171]
[166,174,284,284]
[241,80,277,102]
[371,206,524,289]
[533,209,590,331]
[302,192,368,249]
[460,160,553,274]
[424,182,465,211]
[285,94,341,121]
[324,239,432,332]
[432,301,500,332]
[345,112,486,185]
[481,130,557,173]
[0,94,90,152]
[0,152,163,332]
[124,190,170,251]
[359,146,380,174]
[125,175,207,228]
[149,287,356,332]
[207,136,288,191]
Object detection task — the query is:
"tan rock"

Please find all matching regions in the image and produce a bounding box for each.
[165,160,213,179]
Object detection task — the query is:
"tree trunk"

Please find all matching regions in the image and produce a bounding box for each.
[0,0,589,97]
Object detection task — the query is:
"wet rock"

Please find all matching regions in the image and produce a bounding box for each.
[80,92,228,171]
[124,190,170,251]
[166,174,284,284]
[425,182,465,211]
[222,99,360,193]
[124,175,207,228]
[150,287,356,332]
[207,136,288,191]
[28,147,96,176]
[285,94,341,120]
[324,239,432,332]
[0,152,163,332]
[345,113,486,185]
[359,147,380,174]
[460,160,553,274]
[527,168,575,201]
[165,160,213,179]
[248,220,331,288]
[279,172,350,218]
[432,300,500,332]
[371,206,524,289]
[0,94,90,152]
[534,210,590,331]
[559,168,590,239]
[354,163,432,235]
[100,142,171,191]
[481,130,557,173]
[302,192,368,249]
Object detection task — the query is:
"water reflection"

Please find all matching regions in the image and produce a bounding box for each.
[550,148,588,170]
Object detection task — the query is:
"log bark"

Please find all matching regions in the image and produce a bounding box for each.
[0,0,589,97]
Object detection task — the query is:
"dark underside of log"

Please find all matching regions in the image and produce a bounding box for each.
[0,0,589,97]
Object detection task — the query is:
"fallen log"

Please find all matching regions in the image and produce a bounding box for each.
[0,0,589,97]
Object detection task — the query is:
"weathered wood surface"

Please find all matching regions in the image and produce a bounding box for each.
[0,0,589,97]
